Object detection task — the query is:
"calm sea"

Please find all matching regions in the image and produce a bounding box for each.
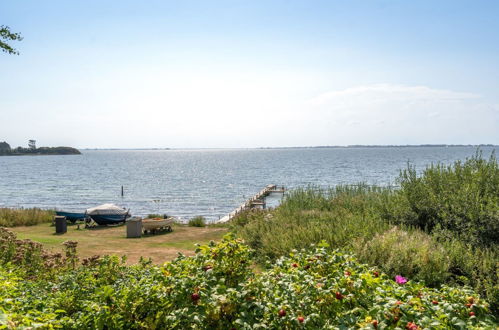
[0,147,496,222]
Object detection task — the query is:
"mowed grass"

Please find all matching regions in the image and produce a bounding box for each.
[12,222,228,264]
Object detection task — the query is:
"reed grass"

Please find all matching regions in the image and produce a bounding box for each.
[147,214,163,218]
[0,208,54,227]
[188,216,206,227]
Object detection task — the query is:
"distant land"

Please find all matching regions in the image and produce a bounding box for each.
[258,144,498,149]
[315,144,496,148]
[0,141,80,156]
[76,144,498,151]
[81,148,171,151]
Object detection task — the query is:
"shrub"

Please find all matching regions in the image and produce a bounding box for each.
[231,185,391,261]
[189,216,206,227]
[0,237,496,328]
[431,227,499,314]
[395,151,499,246]
[147,214,165,219]
[0,208,54,227]
[0,228,80,276]
[245,243,496,329]
[354,226,451,287]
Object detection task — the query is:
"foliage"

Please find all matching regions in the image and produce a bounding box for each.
[394,151,498,246]
[0,25,22,55]
[0,207,54,227]
[0,141,81,155]
[354,226,452,287]
[245,244,495,329]
[189,216,206,227]
[0,234,496,328]
[0,141,10,155]
[231,184,395,260]
[147,214,165,219]
[231,152,499,314]
[0,228,79,276]
[232,204,387,261]
[35,146,81,154]
[10,146,81,155]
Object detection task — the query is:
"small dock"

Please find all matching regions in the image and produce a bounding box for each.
[217,184,285,223]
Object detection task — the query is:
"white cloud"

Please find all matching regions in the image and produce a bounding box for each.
[297,84,498,145]
[308,84,480,107]
[2,79,497,148]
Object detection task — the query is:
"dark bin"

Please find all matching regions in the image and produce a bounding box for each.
[55,216,67,234]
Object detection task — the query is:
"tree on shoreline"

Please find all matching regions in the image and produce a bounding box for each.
[0,141,11,155]
[0,25,23,55]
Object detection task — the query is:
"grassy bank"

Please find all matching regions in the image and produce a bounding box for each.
[232,152,499,314]
[12,222,228,264]
[0,207,54,227]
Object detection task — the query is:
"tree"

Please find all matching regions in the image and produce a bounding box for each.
[0,141,11,155]
[0,25,23,55]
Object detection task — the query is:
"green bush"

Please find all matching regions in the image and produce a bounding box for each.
[431,227,499,312]
[0,207,54,227]
[354,226,452,287]
[395,151,498,246]
[147,214,165,218]
[231,185,393,259]
[233,210,387,261]
[247,242,496,329]
[189,216,206,227]
[0,236,496,328]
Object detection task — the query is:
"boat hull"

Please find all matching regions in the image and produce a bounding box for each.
[142,217,174,232]
[55,211,87,223]
[89,214,128,225]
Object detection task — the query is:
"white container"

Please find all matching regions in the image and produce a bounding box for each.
[126,217,142,238]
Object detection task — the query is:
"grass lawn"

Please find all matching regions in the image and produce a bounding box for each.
[12,222,228,264]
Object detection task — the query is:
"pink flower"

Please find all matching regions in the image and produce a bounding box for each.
[395,275,408,284]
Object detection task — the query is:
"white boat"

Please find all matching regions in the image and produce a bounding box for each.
[86,203,130,225]
[142,217,174,233]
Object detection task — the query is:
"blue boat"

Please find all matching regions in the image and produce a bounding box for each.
[86,204,130,226]
[88,213,129,225]
[55,211,87,223]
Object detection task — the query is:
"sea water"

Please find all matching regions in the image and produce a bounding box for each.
[0,146,496,222]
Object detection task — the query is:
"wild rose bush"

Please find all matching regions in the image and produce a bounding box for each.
[0,235,497,328]
[242,243,495,329]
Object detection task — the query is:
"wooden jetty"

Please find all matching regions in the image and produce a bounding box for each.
[217,184,285,223]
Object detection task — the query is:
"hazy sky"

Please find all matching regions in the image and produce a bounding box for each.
[1,1,498,148]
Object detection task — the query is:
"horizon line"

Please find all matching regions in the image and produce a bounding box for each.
[78,144,498,150]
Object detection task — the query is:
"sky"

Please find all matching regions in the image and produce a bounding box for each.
[1,0,498,148]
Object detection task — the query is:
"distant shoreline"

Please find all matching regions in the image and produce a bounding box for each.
[0,153,81,156]
[0,144,81,156]
[79,144,498,151]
